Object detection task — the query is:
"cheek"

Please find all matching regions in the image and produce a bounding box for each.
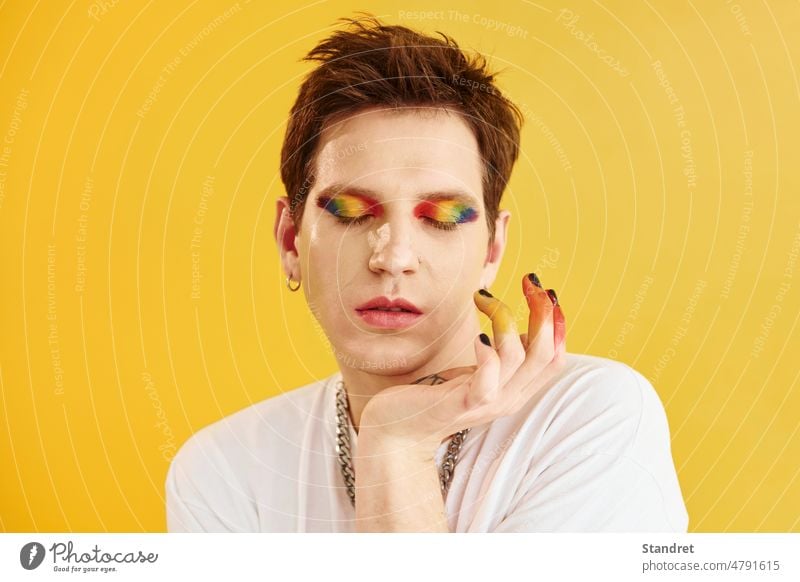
[302,226,343,296]
[308,222,322,246]
[424,240,487,305]
[304,220,344,264]
[422,235,479,273]
[305,228,370,294]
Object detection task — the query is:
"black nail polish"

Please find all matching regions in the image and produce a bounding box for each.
[478,288,493,298]
[546,289,559,306]
[479,333,492,346]
[528,273,542,288]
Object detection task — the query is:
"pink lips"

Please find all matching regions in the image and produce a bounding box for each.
[355,296,423,329]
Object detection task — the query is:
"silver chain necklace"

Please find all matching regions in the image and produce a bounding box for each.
[334,377,470,508]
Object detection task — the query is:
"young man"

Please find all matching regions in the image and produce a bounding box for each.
[166,16,688,533]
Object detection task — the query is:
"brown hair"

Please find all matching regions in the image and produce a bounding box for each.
[280,14,523,241]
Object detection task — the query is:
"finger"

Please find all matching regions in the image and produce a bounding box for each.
[522,274,547,349]
[484,277,557,413]
[521,274,557,369]
[463,333,502,411]
[473,289,525,372]
[553,303,566,350]
[552,304,567,366]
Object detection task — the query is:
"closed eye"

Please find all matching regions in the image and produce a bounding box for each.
[421,216,458,231]
[333,214,372,227]
[334,215,460,231]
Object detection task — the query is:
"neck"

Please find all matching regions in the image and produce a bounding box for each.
[337,314,480,434]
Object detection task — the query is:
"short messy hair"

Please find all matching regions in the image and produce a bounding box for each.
[280,14,523,241]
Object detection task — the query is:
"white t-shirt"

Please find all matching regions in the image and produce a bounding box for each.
[165,352,689,532]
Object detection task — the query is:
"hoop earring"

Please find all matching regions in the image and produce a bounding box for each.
[286,276,301,292]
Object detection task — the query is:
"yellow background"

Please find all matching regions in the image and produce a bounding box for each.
[1,0,798,532]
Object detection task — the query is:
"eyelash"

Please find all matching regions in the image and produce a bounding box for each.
[334,215,459,231]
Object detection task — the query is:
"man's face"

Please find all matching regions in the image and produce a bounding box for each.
[293,107,501,373]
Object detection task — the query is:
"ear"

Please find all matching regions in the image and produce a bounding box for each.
[481,209,510,288]
[274,196,301,282]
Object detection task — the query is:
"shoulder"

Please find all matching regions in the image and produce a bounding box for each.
[176,374,333,461]
[546,352,653,414]
[166,373,336,505]
[491,353,687,531]
[165,373,338,531]
[526,352,670,458]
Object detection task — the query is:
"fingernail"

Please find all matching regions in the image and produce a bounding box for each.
[546,289,559,306]
[479,333,492,346]
[478,288,493,298]
[527,273,542,288]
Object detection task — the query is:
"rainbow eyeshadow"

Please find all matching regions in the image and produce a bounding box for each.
[413,199,479,224]
[316,192,383,219]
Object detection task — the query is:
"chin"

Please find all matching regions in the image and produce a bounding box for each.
[335,336,421,375]
[346,354,412,375]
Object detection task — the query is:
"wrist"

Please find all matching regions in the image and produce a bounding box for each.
[355,426,436,465]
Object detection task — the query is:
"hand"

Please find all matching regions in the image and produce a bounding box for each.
[358,274,567,456]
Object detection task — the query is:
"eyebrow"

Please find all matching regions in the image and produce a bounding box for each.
[314,185,481,210]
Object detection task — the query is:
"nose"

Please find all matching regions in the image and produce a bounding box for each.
[367,216,420,277]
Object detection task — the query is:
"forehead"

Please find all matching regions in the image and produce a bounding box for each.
[312,107,484,204]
